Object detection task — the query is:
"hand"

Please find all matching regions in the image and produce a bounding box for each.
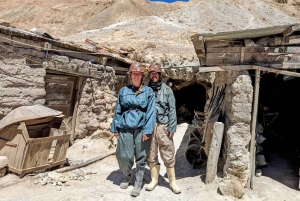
[142,134,150,142]
[168,132,174,139]
[114,132,119,139]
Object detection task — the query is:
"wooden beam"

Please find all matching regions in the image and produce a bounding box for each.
[248,69,260,189]
[269,35,300,46]
[205,122,224,184]
[70,76,84,145]
[254,66,300,78]
[283,25,300,37]
[197,65,253,72]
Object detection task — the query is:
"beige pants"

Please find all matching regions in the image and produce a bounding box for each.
[147,123,175,168]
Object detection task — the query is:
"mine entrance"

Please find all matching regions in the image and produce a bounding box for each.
[173,83,207,123]
[257,72,300,188]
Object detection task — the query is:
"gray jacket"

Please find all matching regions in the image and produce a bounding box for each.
[156,82,177,133]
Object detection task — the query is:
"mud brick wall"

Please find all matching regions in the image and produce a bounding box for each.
[0,58,46,119]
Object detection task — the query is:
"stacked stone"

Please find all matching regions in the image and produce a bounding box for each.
[0,58,46,119]
[215,71,253,198]
[75,77,117,139]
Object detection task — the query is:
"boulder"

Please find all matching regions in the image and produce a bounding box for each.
[0,156,8,169]
[91,130,113,141]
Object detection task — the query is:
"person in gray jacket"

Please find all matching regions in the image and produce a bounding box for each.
[111,62,156,197]
[146,62,181,194]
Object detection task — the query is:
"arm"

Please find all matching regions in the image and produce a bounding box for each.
[167,88,177,133]
[110,89,123,133]
[142,89,156,135]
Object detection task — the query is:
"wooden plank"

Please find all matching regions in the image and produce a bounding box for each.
[23,141,39,169]
[248,69,260,189]
[207,47,286,53]
[269,35,300,46]
[19,122,30,143]
[53,136,70,162]
[71,76,84,144]
[28,134,71,143]
[36,140,52,167]
[205,122,224,184]
[24,117,54,126]
[197,65,253,73]
[14,132,26,170]
[0,125,19,141]
[205,41,232,48]
[283,25,300,37]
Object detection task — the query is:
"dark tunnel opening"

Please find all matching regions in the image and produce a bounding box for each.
[257,72,300,188]
[173,83,207,123]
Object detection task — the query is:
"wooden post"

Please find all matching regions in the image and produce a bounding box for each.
[70,76,85,144]
[205,122,224,184]
[248,69,260,189]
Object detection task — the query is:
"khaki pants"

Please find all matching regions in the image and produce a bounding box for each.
[147,123,175,168]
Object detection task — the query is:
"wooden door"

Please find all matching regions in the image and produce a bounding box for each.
[45,74,77,117]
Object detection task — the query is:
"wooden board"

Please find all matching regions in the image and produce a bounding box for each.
[45,74,77,117]
[205,122,224,184]
[269,35,300,46]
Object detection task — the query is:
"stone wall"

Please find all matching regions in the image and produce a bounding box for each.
[214,71,253,198]
[0,58,46,119]
[74,78,117,139]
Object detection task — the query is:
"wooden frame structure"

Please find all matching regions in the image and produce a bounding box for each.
[190,23,300,189]
[0,120,70,177]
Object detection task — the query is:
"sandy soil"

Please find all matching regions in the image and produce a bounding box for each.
[1,123,300,201]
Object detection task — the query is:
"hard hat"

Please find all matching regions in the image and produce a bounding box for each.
[148,63,162,73]
[128,62,145,73]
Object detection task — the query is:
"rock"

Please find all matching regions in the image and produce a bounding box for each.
[91,130,113,140]
[0,168,6,177]
[0,156,8,169]
[256,154,268,167]
[86,118,99,130]
[56,186,62,191]
[99,122,111,130]
[48,172,67,183]
[34,180,39,185]
[219,178,244,198]
[41,178,48,186]
[255,169,262,177]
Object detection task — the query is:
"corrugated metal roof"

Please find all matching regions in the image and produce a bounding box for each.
[192,24,300,41]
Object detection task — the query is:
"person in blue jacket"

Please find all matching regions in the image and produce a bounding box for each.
[110,62,156,197]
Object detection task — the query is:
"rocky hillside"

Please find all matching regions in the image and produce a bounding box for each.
[1,0,300,66]
[0,0,194,37]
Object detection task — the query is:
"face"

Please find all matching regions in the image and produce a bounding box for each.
[131,72,143,87]
[149,71,160,83]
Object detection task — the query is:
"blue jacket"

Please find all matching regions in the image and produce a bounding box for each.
[156,83,177,133]
[110,85,156,134]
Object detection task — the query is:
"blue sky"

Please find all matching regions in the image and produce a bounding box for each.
[150,0,189,2]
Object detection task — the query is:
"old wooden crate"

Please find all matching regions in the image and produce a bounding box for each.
[0,117,70,177]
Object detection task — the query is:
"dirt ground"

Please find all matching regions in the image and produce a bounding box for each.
[0,123,300,201]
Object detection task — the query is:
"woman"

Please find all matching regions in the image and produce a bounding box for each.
[110,62,156,197]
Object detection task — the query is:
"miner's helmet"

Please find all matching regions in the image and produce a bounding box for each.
[148,63,162,73]
[128,62,146,74]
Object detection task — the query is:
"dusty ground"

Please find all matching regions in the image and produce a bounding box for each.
[0,123,300,201]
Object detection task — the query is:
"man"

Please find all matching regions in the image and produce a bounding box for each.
[146,62,181,194]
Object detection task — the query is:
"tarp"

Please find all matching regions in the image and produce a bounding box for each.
[0,105,63,131]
